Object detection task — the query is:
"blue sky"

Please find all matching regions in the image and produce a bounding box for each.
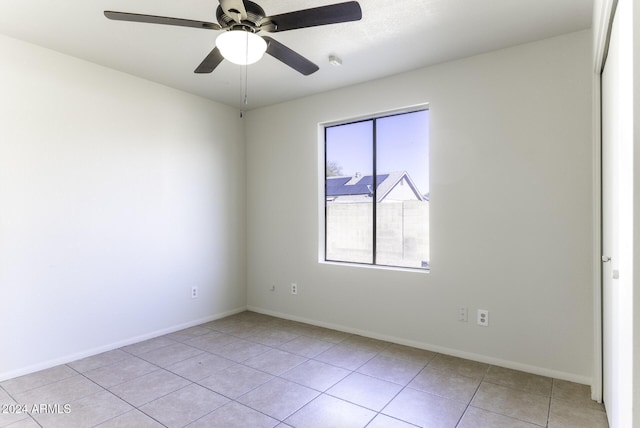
[326,109,430,195]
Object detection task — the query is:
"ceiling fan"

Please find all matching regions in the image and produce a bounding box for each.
[104,0,362,76]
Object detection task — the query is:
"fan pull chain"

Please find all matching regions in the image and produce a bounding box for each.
[239,64,244,107]
[243,64,248,105]
[243,31,249,105]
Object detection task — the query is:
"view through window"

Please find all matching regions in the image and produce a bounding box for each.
[324,109,430,269]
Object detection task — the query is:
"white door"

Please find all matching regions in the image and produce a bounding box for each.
[601,0,633,426]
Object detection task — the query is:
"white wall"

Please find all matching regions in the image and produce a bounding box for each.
[0,34,246,380]
[245,30,594,383]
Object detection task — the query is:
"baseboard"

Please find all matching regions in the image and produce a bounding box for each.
[247,305,592,386]
[0,306,247,382]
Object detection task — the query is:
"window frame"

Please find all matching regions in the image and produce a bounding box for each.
[318,104,430,272]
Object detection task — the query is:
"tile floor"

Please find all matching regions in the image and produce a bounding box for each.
[0,311,609,428]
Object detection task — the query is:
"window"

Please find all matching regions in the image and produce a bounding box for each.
[323,108,430,270]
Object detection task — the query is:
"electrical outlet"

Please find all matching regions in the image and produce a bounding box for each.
[269,285,275,292]
[291,283,297,295]
[191,287,198,299]
[458,307,468,322]
[477,309,489,327]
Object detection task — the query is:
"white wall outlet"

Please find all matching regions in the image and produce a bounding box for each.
[477,309,489,326]
[269,285,276,292]
[291,283,297,295]
[191,287,198,299]
[458,306,468,322]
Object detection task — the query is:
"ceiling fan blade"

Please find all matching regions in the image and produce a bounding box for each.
[263,37,319,76]
[104,11,221,30]
[219,0,248,22]
[194,47,225,73]
[262,1,361,33]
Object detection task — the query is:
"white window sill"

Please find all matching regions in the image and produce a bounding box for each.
[319,260,430,274]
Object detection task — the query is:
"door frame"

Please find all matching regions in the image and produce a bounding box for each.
[592,0,618,404]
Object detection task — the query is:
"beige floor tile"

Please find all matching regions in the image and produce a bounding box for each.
[200,319,233,331]
[270,318,308,330]
[245,328,299,347]
[137,342,204,368]
[243,349,307,376]
[548,398,609,428]
[275,321,319,337]
[67,349,131,373]
[340,335,390,353]
[31,390,132,428]
[140,384,229,428]
[83,357,158,388]
[121,336,178,356]
[108,370,190,407]
[211,339,270,362]
[277,336,334,358]
[458,406,542,428]
[280,360,350,392]
[0,387,30,427]
[225,324,266,338]
[552,379,605,412]
[0,387,14,402]
[166,326,212,342]
[96,409,164,427]
[2,417,41,428]
[208,320,262,338]
[165,352,235,381]
[327,372,402,411]
[238,378,319,420]
[357,354,425,385]
[408,366,481,403]
[485,366,552,396]
[381,343,437,365]
[471,382,550,426]
[14,375,103,408]
[184,332,240,353]
[201,318,243,331]
[1,366,76,395]
[197,363,273,399]
[186,401,278,428]
[382,387,467,427]
[285,394,376,428]
[367,414,419,428]
[302,327,350,344]
[314,345,376,371]
[0,410,30,427]
[428,354,490,379]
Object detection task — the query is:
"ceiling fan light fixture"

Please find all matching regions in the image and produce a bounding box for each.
[216,30,267,65]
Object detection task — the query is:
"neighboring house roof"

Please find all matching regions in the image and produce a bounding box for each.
[326,171,425,203]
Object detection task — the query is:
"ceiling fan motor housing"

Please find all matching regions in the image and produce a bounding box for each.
[216,1,265,31]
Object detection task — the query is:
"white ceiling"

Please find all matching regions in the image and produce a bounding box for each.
[0,0,592,110]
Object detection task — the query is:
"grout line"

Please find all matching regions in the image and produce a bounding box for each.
[98,408,169,428]
[72,369,147,415]
[546,378,555,427]
[454,361,490,427]
[0,368,77,399]
[0,383,20,402]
